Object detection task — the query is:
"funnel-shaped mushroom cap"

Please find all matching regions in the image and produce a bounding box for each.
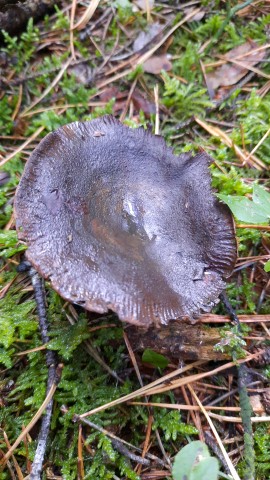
[15,116,236,326]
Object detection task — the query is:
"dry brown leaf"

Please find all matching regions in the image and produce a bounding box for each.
[143,53,172,74]
[132,89,156,114]
[68,63,94,85]
[184,7,205,22]
[99,86,123,102]
[133,22,163,52]
[134,0,155,11]
[99,87,128,114]
[249,394,265,415]
[206,40,266,91]
[99,87,156,115]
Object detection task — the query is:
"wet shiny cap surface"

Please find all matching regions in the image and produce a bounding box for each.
[15,116,237,326]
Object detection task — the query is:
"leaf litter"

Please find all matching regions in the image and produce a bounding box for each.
[205,40,267,94]
[0,1,270,479]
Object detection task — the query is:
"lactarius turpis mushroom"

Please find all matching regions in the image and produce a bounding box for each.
[15,116,237,326]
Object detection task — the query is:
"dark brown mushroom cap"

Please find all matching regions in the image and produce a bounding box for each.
[15,116,237,326]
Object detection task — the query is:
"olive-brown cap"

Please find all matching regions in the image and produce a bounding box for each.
[15,116,237,326]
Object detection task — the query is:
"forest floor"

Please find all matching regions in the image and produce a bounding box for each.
[0,1,270,479]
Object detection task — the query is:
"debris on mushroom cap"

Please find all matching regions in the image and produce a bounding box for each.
[15,115,237,327]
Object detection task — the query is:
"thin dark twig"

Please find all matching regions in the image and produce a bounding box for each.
[74,416,151,465]
[219,292,240,326]
[220,291,255,480]
[28,267,57,480]
[29,268,53,358]
[205,431,230,474]
[110,438,151,466]
[207,381,262,406]
[71,414,166,467]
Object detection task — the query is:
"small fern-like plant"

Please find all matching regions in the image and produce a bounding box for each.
[161,72,213,120]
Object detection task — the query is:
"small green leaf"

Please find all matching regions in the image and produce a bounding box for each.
[253,185,270,217]
[142,349,169,369]
[191,457,219,480]
[264,260,270,273]
[218,194,268,224]
[172,441,219,480]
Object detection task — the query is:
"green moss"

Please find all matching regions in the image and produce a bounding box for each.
[161,72,213,119]
[2,18,40,71]
[1,4,270,478]
[152,409,198,442]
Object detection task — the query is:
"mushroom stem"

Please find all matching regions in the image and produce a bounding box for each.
[29,268,57,480]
